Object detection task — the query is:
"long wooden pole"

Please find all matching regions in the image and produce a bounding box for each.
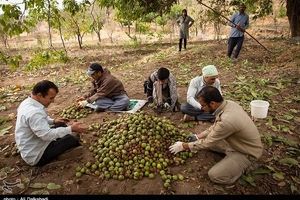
[196,0,272,53]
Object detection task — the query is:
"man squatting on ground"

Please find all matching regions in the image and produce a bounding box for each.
[15,80,87,166]
[144,67,179,112]
[77,63,130,112]
[181,65,221,122]
[170,86,263,184]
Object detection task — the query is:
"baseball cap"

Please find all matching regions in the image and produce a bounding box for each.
[87,63,103,76]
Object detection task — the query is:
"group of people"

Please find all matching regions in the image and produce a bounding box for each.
[14,3,260,186]
[177,4,249,60]
[15,59,263,185]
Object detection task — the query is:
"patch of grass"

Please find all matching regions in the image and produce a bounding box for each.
[26,50,68,71]
[0,51,22,71]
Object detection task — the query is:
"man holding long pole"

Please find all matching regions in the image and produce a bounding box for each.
[227,4,249,60]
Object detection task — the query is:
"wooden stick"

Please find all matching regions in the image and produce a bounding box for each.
[196,0,272,53]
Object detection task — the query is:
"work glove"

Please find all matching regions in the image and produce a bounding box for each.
[169,141,184,155]
[147,96,154,103]
[163,102,171,109]
[78,100,88,107]
[187,134,199,142]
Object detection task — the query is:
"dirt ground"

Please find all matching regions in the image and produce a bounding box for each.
[0,33,299,195]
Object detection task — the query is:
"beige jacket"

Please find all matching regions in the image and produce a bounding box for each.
[188,100,263,159]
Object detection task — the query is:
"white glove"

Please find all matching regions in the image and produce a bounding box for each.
[78,100,88,107]
[169,141,184,154]
[164,102,170,109]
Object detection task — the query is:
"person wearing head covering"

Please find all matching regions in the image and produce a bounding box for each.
[144,67,179,113]
[227,4,249,60]
[176,9,194,51]
[77,63,129,112]
[181,65,222,122]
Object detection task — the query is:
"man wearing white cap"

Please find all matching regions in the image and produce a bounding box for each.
[77,63,130,112]
[181,65,222,122]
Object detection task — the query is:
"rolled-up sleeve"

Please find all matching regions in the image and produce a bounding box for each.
[187,79,202,109]
[47,116,54,125]
[29,111,71,141]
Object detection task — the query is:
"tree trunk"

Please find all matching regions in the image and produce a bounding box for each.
[1,35,9,48]
[96,31,101,43]
[109,33,113,43]
[128,25,131,37]
[286,0,300,38]
[47,0,53,48]
[58,19,67,53]
[77,34,82,49]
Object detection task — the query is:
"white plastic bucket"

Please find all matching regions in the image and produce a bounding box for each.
[250,100,270,119]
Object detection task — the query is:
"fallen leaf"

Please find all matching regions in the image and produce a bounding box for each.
[283,114,294,121]
[290,183,298,194]
[252,168,271,175]
[279,157,298,167]
[278,182,286,187]
[47,182,61,190]
[0,126,12,136]
[291,176,300,184]
[242,175,256,186]
[0,105,6,111]
[17,183,25,189]
[289,109,298,114]
[31,190,50,195]
[273,172,285,181]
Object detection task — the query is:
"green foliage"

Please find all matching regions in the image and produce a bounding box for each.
[155,15,168,27]
[0,7,25,37]
[62,0,93,48]
[0,51,22,71]
[224,75,275,109]
[90,2,105,40]
[97,0,177,21]
[124,38,142,48]
[169,4,183,20]
[26,50,68,71]
[278,4,286,18]
[136,21,151,34]
[230,0,273,20]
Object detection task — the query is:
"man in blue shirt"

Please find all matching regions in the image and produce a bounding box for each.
[227,4,249,59]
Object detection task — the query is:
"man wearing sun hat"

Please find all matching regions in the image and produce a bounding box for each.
[77,63,130,112]
[181,65,222,122]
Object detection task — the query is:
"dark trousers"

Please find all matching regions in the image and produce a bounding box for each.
[179,38,187,51]
[36,134,80,166]
[227,36,244,58]
[181,103,215,121]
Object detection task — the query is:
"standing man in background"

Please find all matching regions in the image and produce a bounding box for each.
[227,4,249,60]
[177,9,194,51]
